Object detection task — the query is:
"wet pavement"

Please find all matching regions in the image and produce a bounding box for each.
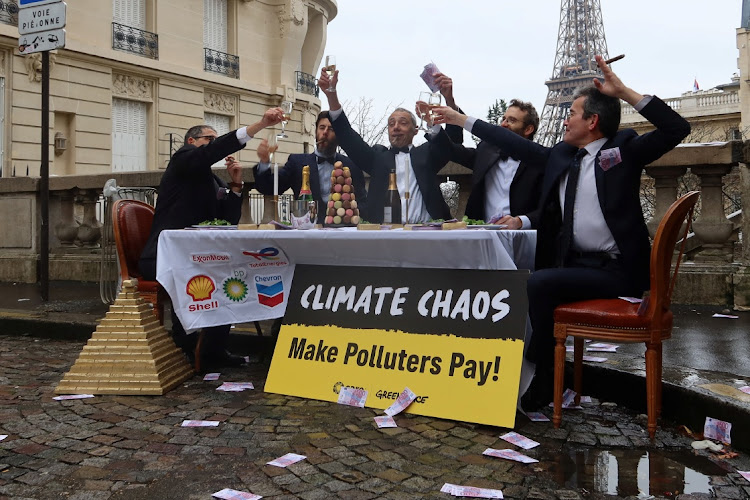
[1,333,750,499]
[1,282,750,498]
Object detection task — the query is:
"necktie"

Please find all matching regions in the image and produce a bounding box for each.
[316,155,334,164]
[390,146,410,155]
[557,148,588,266]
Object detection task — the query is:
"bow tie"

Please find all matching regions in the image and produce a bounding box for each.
[390,146,410,155]
[316,154,335,164]
[498,152,510,162]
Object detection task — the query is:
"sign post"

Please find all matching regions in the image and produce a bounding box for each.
[18,0,66,301]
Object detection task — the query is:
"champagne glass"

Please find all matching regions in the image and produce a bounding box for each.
[417,91,432,131]
[428,92,442,124]
[324,55,336,91]
[277,100,293,139]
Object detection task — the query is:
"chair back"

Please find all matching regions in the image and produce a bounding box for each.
[646,191,700,321]
[112,199,155,282]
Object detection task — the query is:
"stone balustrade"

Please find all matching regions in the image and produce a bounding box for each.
[1,141,749,308]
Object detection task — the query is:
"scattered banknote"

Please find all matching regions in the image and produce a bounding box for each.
[384,387,417,416]
[618,296,643,303]
[579,395,592,404]
[738,471,750,482]
[0,435,7,441]
[216,382,254,392]
[483,448,539,464]
[550,388,583,409]
[566,345,574,352]
[587,343,619,352]
[712,313,739,319]
[181,420,220,427]
[212,488,262,500]
[499,431,539,450]
[704,416,732,444]
[525,412,550,422]
[337,387,367,407]
[374,416,397,428]
[582,356,608,363]
[203,373,221,381]
[266,453,306,468]
[52,394,94,401]
[440,482,503,498]
[739,386,750,394]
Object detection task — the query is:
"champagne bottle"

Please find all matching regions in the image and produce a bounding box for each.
[383,169,401,224]
[299,165,314,203]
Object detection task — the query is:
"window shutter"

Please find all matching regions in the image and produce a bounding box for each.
[112,98,147,172]
[204,0,227,52]
[205,112,231,169]
[113,0,145,29]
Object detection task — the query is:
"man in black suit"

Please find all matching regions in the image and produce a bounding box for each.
[252,111,367,223]
[429,76,544,228]
[318,69,454,224]
[434,56,690,405]
[139,107,284,368]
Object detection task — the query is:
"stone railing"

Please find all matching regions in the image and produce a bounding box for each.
[622,89,738,117]
[1,141,749,308]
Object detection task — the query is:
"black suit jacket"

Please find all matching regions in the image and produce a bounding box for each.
[141,131,245,265]
[331,111,453,223]
[436,125,544,225]
[252,152,366,224]
[471,97,690,292]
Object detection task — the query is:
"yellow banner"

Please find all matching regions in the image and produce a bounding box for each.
[265,323,524,428]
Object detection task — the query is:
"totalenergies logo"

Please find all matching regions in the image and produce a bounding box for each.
[242,247,280,261]
[186,275,216,301]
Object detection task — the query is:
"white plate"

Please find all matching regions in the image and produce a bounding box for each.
[189,225,238,230]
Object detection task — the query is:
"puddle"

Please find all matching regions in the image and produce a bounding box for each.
[544,448,729,497]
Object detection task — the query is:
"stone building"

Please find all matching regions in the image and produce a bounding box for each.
[0,0,335,178]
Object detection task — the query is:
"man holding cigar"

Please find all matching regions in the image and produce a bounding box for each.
[432,55,690,407]
[253,111,367,223]
[319,68,455,224]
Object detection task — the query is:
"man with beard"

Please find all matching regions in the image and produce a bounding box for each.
[318,69,455,224]
[253,111,367,222]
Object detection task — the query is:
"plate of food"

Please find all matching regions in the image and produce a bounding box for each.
[190,219,238,229]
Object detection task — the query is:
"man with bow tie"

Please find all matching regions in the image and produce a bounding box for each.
[429,72,545,228]
[433,55,690,408]
[253,111,367,223]
[319,69,454,224]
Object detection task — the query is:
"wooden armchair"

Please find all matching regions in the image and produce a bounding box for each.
[552,191,700,439]
[112,199,165,323]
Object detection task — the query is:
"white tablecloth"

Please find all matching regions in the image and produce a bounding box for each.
[156,228,536,330]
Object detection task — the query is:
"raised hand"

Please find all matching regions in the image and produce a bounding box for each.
[225,155,243,184]
[434,72,456,109]
[261,107,285,128]
[319,68,339,95]
[431,105,468,127]
[593,55,643,105]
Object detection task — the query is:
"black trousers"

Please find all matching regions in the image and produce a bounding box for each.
[140,257,231,359]
[525,256,642,371]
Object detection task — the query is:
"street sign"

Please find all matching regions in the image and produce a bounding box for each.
[18,1,65,35]
[18,28,65,54]
[19,0,62,7]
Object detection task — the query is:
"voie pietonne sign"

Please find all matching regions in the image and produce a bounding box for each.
[18,1,66,35]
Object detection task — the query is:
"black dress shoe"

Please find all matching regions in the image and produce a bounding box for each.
[202,350,248,370]
[521,367,553,411]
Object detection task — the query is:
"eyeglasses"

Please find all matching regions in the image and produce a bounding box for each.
[195,135,217,143]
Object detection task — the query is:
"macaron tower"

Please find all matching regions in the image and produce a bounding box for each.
[324,161,361,227]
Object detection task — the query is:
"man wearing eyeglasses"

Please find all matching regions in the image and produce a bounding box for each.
[139,107,284,370]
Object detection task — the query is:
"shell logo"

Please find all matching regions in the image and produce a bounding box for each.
[186,275,216,301]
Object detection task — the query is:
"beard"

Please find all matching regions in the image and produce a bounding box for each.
[317,138,338,157]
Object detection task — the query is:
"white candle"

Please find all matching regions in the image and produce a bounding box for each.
[404,155,411,223]
[273,162,279,195]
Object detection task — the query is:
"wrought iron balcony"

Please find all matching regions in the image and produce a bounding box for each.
[0,1,19,26]
[204,48,239,79]
[112,22,159,59]
[295,71,319,97]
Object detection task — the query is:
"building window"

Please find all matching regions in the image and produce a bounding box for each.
[112,0,158,59]
[205,112,231,169]
[112,98,147,172]
[728,128,742,141]
[203,0,239,78]
[0,78,4,176]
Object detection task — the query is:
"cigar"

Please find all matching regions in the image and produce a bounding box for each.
[315,139,325,145]
[604,54,625,65]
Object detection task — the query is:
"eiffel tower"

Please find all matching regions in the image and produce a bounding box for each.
[536,0,611,147]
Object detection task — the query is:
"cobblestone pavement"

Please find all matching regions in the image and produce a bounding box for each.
[1,335,750,500]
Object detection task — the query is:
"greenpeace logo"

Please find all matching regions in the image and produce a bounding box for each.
[191,253,231,264]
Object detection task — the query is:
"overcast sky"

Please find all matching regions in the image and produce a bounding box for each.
[320,1,740,144]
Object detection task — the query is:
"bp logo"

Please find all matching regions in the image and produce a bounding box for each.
[223,277,248,303]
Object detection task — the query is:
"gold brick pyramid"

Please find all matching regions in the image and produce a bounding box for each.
[55,280,195,395]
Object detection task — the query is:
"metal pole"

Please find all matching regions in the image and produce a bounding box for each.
[40,51,50,301]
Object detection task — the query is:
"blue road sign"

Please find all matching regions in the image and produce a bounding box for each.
[20,0,62,7]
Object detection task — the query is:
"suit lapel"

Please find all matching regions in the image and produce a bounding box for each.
[308,153,323,202]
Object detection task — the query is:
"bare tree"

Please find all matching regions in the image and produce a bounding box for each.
[341,97,394,147]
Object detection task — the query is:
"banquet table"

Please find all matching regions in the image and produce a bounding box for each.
[156,228,536,331]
